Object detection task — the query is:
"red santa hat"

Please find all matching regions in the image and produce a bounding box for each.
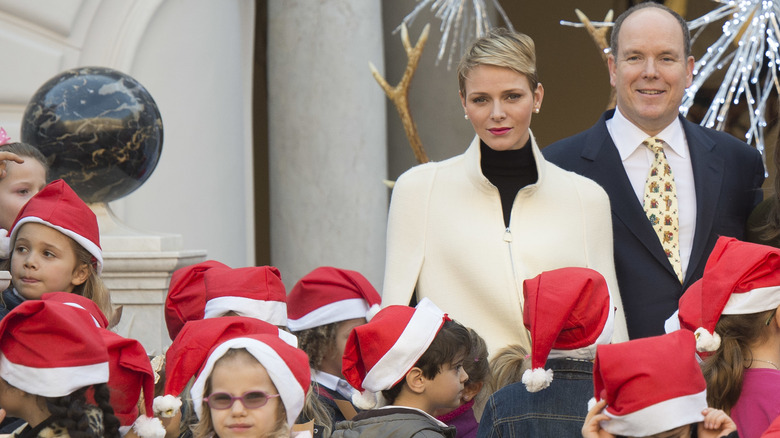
[286,266,382,331]
[203,266,288,326]
[521,267,614,392]
[101,330,165,438]
[9,179,103,274]
[673,237,780,352]
[41,291,109,329]
[190,333,311,428]
[165,260,230,340]
[0,300,109,397]
[593,330,706,436]
[342,297,448,409]
[156,316,296,418]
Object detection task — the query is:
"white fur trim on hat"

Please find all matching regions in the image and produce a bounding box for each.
[723,285,780,315]
[694,327,722,352]
[12,217,103,274]
[152,395,182,418]
[602,389,707,436]
[366,304,381,321]
[204,297,287,325]
[60,302,101,328]
[287,298,370,331]
[190,337,305,428]
[132,415,166,438]
[522,367,554,392]
[361,298,444,392]
[278,329,299,348]
[0,353,109,397]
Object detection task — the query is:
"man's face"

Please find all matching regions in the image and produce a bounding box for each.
[608,8,694,136]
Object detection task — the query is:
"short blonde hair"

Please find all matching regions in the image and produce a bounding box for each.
[457,28,539,96]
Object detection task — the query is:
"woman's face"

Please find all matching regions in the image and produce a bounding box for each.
[460,64,543,151]
[208,352,283,438]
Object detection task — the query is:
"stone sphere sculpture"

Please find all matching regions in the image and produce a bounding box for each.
[21,66,163,203]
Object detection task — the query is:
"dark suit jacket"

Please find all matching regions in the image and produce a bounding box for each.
[543,110,765,338]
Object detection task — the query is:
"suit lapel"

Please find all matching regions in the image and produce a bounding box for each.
[582,113,679,278]
[683,118,723,285]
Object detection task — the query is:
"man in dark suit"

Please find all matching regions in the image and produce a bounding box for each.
[543,2,765,339]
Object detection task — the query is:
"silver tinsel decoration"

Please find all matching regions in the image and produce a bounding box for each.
[396,0,515,69]
[682,0,780,158]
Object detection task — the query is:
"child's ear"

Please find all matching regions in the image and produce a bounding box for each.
[70,263,90,287]
[462,380,483,403]
[404,367,427,394]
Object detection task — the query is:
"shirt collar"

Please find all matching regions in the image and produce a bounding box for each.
[312,370,356,399]
[610,106,688,160]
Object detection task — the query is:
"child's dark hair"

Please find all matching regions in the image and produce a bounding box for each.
[0,142,50,179]
[294,323,338,369]
[44,383,121,438]
[382,319,471,404]
[701,310,775,412]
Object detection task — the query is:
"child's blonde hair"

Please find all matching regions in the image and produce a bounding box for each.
[488,344,531,393]
[192,348,289,438]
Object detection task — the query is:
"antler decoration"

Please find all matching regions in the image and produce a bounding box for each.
[573,9,616,110]
[369,23,430,164]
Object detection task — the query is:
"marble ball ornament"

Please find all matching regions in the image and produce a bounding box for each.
[21,66,163,203]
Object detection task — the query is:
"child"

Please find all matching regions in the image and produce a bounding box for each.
[435,328,490,438]
[286,266,382,425]
[332,298,471,438]
[156,316,300,438]
[478,267,614,438]
[670,237,780,438]
[165,260,229,340]
[0,179,113,322]
[187,333,311,438]
[0,139,48,246]
[165,263,293,342]
[583,330,737,438]
[0,299,122,437]
[39,291,165,438]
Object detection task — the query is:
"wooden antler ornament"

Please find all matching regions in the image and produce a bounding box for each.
[574,9,616,109]
[369,23,430,164]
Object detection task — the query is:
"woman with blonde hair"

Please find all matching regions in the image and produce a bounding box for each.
[382,28,627,354]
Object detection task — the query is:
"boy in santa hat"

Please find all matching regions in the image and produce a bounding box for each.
[286,266,382,426]
[478,267,614,437]
[331,298,470,438]
[583,330,737,438]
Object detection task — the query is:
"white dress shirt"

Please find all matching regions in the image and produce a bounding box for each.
[312,370,357,400]
[606,107,697,279]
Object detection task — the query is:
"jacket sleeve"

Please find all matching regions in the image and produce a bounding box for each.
[381,167,433,307]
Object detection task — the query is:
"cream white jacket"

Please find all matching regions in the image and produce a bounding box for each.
[382,134,628,354]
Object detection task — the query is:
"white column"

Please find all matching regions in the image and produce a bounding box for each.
[267,0,388,290]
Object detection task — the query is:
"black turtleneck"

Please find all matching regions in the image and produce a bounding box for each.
[480,138,538,228]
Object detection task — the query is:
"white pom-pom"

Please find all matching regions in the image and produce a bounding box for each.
[522,367,554,393]
[366,304,381,321]
[0,229,10,259]
[694,327,721,352]
[152,395,182,418]
[352,390,379,410]
[132,416,166,438]
[587,397,598,412]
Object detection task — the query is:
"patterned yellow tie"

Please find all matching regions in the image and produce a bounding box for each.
[643,137,682,283]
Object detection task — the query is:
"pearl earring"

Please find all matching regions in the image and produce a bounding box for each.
[464,114,469,120]
[534,108,540,114]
